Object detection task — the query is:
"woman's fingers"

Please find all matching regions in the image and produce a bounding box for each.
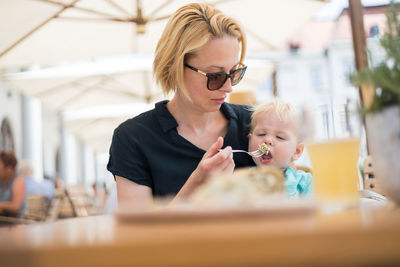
[192,137,235,188]
[203,136,224,158]
[203,146,234,177]
[214,154,235,176]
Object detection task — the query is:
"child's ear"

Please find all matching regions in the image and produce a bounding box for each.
[292,143,304,161]
[248,133,252,140]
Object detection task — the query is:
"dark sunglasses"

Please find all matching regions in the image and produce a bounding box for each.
[184,63,247,91]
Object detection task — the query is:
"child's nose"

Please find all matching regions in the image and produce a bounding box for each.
[264,136,273,146]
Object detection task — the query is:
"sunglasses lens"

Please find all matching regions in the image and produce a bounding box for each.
[208,73,227,90]
[231,68,246,86]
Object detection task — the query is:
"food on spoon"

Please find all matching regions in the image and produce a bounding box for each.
[257,143,270,155]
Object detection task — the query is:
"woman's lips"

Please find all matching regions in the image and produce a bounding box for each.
[211,97,225,104]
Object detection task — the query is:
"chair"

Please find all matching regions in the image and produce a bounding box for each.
[25,194,51,221]
[0,195,51,226]
[57,184,103,218]
[363,155,385,195]
[228,91,257,106]
[295,165,312,174]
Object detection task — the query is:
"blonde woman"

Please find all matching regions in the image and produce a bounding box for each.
[107,3,255,208]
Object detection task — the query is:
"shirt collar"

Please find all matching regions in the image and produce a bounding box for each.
[155,100,238,133]
[220,102,238,121]
[155,100,178,133]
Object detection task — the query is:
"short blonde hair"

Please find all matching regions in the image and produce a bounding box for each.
[250,100,300,132]
[153,3,246,95]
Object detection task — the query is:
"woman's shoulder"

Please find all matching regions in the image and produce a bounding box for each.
[223,102,253,119]
[13,176,26,189]
[115,105,159,133]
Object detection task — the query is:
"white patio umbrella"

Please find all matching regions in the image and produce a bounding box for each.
[0,0,327,68]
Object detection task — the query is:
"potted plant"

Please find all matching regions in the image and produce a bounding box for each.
[350,3,400,204]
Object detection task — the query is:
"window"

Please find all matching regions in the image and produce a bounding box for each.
[343,59,355,87]
[309,65,323,92]
[0,118,15,151]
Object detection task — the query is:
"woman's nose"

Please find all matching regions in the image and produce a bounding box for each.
[219,79,233,93]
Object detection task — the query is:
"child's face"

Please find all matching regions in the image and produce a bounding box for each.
[248,112,304,168]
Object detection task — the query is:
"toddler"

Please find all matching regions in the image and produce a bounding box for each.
[248,100,312,197]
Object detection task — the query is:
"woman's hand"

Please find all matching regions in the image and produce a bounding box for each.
[195,136,234,181]
[173,137,234,202]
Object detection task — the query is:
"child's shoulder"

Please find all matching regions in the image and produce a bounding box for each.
[285,167,313,195]
[285,167,312,179]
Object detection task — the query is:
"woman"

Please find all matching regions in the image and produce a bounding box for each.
[0,150,26,216]
[107,3,255,208]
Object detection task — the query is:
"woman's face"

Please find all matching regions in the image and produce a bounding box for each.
[248,112,303,169]
[0,160,14,180]
[183,35,241,112]
[0,160,7,180]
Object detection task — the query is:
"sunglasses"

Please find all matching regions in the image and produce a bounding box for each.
[184,63,247,91]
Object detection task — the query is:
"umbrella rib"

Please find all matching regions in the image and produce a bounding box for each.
[147,0,174,20]
[99,85,145,99]
[150,14,173,22]
[101,74,153,99]
[142,70,153,103]
[246,27,277,50]
[101,88,144,99]
[0,0,80,59]
[207,0,236,5]
[67,118,104,132]
[58,77,110,109]
[35,0,128,20]
[31,77,90,98]
[56,17,132,23]
[105,0,133,17]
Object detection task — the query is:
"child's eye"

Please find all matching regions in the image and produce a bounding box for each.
[256,133,266,137]
[277,136,286,140]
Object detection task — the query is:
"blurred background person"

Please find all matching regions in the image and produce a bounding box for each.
[18,159,55,199]
[0,151,27,217]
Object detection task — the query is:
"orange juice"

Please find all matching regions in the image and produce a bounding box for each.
[306,138,360,203]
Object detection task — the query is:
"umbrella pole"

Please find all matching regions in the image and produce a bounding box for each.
[348,0,373,154]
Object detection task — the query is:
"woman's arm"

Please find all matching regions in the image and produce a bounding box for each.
[115,137,234,208]
[116,176,153,210]
[0,176,26,215]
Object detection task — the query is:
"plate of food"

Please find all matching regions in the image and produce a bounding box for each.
[116,166,316,223]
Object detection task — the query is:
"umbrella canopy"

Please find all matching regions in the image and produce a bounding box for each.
[3,54,163,110]
[0,0,326,68]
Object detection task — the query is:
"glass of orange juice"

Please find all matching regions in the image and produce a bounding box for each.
[302,100,363,208]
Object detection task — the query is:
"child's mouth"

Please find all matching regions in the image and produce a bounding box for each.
[260,151,272,163]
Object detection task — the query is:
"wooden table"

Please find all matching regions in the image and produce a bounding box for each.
[1,204,400,267]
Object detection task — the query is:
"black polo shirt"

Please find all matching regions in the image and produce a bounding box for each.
[107,100,255,197]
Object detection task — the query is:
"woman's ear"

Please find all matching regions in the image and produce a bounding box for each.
[292,143,304,161]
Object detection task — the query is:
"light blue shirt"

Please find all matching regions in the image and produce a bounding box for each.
[284,167,313,198]
[25,176,55,198]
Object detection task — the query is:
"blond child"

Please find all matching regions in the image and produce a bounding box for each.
[248,100,312,197]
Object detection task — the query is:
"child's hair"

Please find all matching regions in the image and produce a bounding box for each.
[250,99,300,133]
